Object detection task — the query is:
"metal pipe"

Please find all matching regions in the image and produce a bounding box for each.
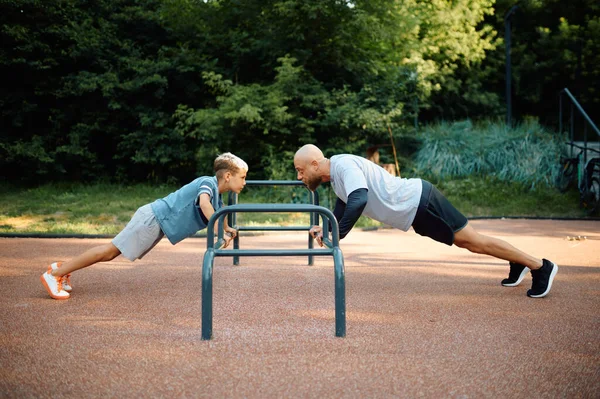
[505,5,519,127]
[202,203,345,340]
[213,249,334,257]
[563,88,600,137]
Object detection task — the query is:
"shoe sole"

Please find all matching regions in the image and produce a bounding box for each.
[502,267,529,287]
[40,274,70,300]
[528,262,558,298]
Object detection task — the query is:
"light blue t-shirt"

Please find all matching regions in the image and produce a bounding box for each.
[150,176,223,245]
[330,155,422,231]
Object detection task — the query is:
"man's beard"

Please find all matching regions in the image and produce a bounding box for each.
[305,175,322,191]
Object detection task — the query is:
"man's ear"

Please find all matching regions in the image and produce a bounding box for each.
[225,171,232,182]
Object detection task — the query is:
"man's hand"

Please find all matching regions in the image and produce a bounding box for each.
[309,225,324,247]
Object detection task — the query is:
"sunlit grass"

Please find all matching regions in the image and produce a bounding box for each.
[0,175,589,236]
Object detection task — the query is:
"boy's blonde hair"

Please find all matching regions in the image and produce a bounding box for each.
[214,152,248,179]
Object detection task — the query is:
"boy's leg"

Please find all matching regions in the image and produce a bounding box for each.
[51,243,122,277]
[41,243,121,299]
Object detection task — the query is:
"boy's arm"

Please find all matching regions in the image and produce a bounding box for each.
[223,215,237,237]
[199,193,236,246]
[199,193,216,229]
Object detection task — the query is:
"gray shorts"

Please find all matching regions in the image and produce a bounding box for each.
[112,204,165,261]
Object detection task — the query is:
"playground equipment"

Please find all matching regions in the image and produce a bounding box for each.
[227,180,320,265]
[201,203,346,340]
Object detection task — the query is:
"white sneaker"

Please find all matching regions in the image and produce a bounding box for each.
[50,262,72,292]
[40,265,70,300]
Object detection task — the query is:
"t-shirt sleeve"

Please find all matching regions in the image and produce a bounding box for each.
[339,166,368,197]
[198,184,213,198]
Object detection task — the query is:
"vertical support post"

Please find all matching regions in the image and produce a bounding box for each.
[333,247,346,337]
[584,124,588,166]
[201,248,215,340]
[571,104,575,145]
[559,92,563,135]
[505,5,518,127]
[233,192,240,266]
[307,191,315,266]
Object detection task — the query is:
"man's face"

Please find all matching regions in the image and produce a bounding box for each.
[294,158,322,191]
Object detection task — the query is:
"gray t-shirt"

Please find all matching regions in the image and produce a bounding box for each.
[329,154,422,231]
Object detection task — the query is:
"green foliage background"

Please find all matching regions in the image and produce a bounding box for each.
[1,0,598,184]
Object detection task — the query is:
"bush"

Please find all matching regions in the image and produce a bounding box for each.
[413,120,564,189]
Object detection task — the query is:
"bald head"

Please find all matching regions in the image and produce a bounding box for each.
[294,144,329,191]
[294,144,324,164]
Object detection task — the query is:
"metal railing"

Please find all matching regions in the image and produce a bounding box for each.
[227,180,320,266]
[560,88,600,164]
[202,204,346,340]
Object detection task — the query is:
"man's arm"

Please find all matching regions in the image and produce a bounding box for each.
[328,197,346,231]
[312,189,368,246]
[336,188,368,239]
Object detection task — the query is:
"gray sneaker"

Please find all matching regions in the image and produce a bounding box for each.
[501,262,528,287]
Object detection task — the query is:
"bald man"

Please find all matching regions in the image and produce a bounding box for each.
[293,144,558,298]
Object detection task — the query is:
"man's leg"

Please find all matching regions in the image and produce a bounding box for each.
[453,223,542,270]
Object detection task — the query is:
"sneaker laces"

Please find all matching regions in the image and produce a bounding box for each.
[53,273,64,292]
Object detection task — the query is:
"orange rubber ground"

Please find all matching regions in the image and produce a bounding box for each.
[1,219,598,397]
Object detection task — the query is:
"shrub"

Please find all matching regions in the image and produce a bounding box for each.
[413,119,563,189]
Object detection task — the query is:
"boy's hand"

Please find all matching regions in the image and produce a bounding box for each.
[309,226,324,247]
[222,231,234,249]
[224,227,237,239]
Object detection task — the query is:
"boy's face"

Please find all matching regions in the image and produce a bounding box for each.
[228,170,247,194]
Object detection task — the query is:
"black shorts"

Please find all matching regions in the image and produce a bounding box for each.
[411,180,468,246]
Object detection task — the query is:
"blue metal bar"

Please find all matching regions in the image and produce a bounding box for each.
[201,204,345,340]
[308,190,319,266]
[201,248,214,340]
[239,226,311,231]
[205,204,341,247]
[244,180,308,186]
[563,88,600,138]
[229,180,318,266]
[213,249,334,257]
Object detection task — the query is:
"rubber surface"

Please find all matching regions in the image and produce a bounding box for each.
[0,219,599,398]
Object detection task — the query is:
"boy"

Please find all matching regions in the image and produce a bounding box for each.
[294,144,558,298]
[40,152,248,300]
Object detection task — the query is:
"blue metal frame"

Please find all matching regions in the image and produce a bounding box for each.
[227,180,320,266]
[202,204,346,340]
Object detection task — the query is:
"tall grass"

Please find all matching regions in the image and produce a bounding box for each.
[413,120,564,189]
